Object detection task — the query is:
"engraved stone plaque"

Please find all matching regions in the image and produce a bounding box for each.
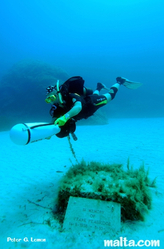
[63,196,121,233]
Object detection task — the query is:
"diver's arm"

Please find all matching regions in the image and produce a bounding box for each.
[54,101,82,126]
[65,101,82,119]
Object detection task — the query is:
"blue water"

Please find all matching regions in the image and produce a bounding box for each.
[0,0,164,123]
[1,2,164,248]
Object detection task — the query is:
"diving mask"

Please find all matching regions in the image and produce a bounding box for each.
[45,93,57,103]
[45,85,57,103]
[45,80,63,104]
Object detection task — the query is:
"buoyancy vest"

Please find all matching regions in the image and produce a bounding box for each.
[59,76,85,100]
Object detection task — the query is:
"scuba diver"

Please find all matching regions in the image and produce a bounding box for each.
[45,76,142,139]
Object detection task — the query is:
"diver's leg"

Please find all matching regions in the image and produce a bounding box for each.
[83,77,126,96]
[89,82,120,113]
[93,82,109,95]
[103,83,120,103]
[88,82,121,117]
[93,89,100,95]
[83,87,93,95]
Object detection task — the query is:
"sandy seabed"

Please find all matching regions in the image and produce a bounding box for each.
[0,118,164,249]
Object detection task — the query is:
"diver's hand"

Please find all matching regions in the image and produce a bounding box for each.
[54,114,70,126]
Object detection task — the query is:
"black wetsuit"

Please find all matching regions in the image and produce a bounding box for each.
[49,76,109,138]
[50,93,107,138]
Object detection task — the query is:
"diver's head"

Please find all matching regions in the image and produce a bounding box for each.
[45,80,63,104]
[45,85,58,104]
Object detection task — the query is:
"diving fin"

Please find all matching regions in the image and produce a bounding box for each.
[122,77,142,89]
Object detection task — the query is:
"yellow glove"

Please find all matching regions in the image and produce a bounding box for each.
[54,114,70,126]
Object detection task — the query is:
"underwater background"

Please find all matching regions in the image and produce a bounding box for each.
[0,0,164,128]
[1,1,164,248]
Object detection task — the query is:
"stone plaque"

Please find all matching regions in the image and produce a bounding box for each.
[63,196,121,233]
